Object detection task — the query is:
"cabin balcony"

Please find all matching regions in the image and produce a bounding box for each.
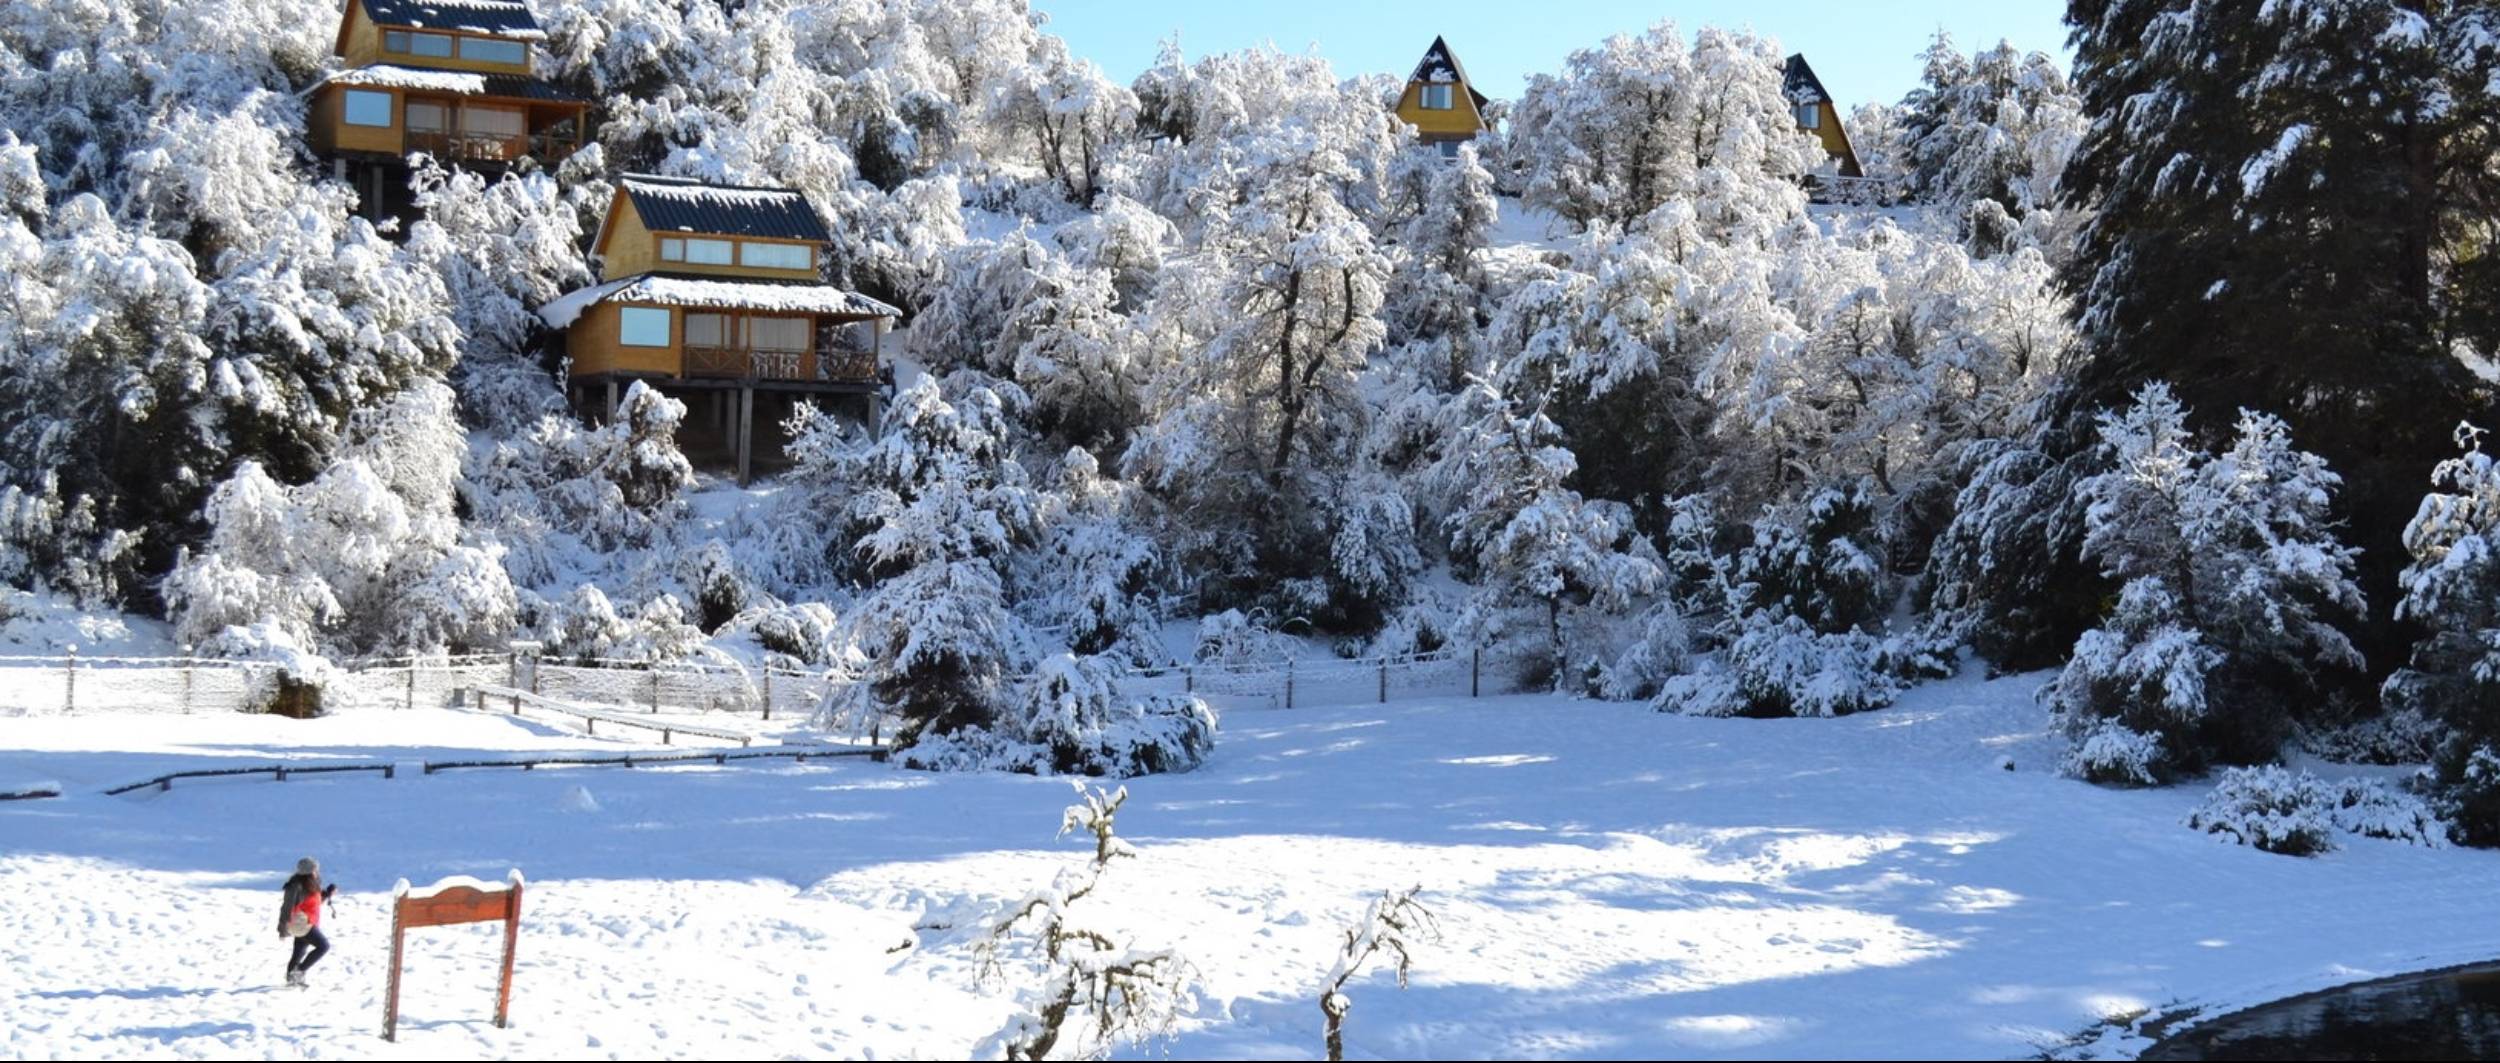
[403,125,581,165]
[682,344,882,386]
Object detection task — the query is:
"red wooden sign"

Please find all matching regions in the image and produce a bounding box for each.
[382,870,523,1042]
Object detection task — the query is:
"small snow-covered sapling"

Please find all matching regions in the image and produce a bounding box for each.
[1320,886,1437,1063]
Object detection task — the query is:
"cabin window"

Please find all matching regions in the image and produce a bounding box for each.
[1795,103,1820,129]
[749,316,809,352]
[457,37,528,66]
[683,238,734,265]
[405,101,448,133]
[1421,84,1453,110]
[619,306,672,347]
[388,31,454,58]
[343,90,394,127]
[460,106,524,139]
[685,313,729,348]
[1435,140,1460,159]
[740,241,814,271]
[659,238,684,262]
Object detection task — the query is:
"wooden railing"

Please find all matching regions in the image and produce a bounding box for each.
[405,129,574,164]
[683,346,879,384]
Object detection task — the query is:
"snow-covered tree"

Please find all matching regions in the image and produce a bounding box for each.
[1505,24,1819,234]
[2049,384,2366,785]
[1025,449,1163,665]
[1434,381,1661,688]
[1124,128,1395,620]
[165,380,516,659]
[824,377,1038,749]
[2385,424,2500,844]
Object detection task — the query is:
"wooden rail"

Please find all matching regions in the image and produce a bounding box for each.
[466,684,757,747]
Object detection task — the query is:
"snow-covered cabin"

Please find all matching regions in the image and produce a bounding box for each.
[540,175,900,483]
[307,0,590,185]
[1394,36,1493,158]
[1783,54,1863,179]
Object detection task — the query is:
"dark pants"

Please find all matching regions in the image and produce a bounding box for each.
[288,927,330,972]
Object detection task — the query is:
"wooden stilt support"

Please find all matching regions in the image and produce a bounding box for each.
[736,384,755,486]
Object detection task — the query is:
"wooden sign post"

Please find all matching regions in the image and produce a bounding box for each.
[383,870,524,1042]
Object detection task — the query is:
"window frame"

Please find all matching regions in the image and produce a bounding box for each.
[682,238,734,266]
[739,241,815,272]
[342,89,395,128]
[618,306,673,348]
[1796,102,1821,130]
[1420,84,1454,111]
[456,37,528,66]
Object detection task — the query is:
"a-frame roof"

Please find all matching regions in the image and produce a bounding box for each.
[1783,53,1833,106]
[1410,35,1491,112]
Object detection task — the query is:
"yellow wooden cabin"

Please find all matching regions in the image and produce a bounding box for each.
[1393,36,1492,158]
[541,175,900,482]
[307,0,589,170]
[1783,54,1863,179]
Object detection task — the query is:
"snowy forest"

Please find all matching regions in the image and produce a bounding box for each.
[2,0,2497,841]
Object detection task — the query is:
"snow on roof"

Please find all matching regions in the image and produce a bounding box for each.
[617,175,834,242]
[1784,54,1832,106]
[328,64,487,94]
[362,0,547,40]
[1408,36,1491,110]
[538,274,899,329]
[323,64,583,101]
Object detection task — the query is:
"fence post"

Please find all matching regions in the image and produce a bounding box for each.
[649,666,661,714]
[507,649,519,689]
[1285,658,1295,710]
[761,668,773,722]
[405,664,416,711]
[1471,646,1481,698]
[62,645,76,715]
[181,646,195,715]
[1184,666,1194,695]
[1378,657,1388,704]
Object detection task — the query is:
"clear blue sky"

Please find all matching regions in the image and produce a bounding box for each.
[1034,1,2072,111]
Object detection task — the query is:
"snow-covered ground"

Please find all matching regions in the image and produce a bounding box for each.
[4,673,2497,1060]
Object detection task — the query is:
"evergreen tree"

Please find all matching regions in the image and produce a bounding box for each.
[2385,424,2500,843]
[2050,0,2496,672]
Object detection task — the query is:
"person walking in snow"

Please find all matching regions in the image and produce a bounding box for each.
[278,857,336,987]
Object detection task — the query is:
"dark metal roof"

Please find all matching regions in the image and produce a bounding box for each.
[1410,36,1491,111]
[361,0,544,37]
[478,73,580,101]
[1784,53,1831,105]
[618,175,832,242]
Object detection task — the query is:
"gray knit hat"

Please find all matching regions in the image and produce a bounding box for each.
[296,857,318,876]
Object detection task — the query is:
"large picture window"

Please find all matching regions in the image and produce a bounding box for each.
[405,101,447,133]
[683,238,734,265]
[619,306,672,347]
[739,242,813,271]
[748,317,809,352]
[343,90,394,127]
[457,38,528,65]
[460,106,524,138]
[684,313,729,348]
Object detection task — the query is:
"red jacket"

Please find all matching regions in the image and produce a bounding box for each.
[279,874,324,932]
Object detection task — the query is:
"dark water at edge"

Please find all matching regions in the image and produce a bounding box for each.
[2140,962,2500,1061]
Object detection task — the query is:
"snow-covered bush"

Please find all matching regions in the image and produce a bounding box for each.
[1655,486,1945,717]
[1659,616,1946,718]
[902,654,1216,777]
[2186,767,2449,855]
[2049,385,2366,785]
[2185,766,2338,856]
[536,585,707,664]
[1023,450,1164,665]
[1194,609,1293,668]
[2382,425,2500,846]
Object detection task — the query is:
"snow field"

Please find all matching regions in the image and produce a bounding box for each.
[5,674,2499,1059]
